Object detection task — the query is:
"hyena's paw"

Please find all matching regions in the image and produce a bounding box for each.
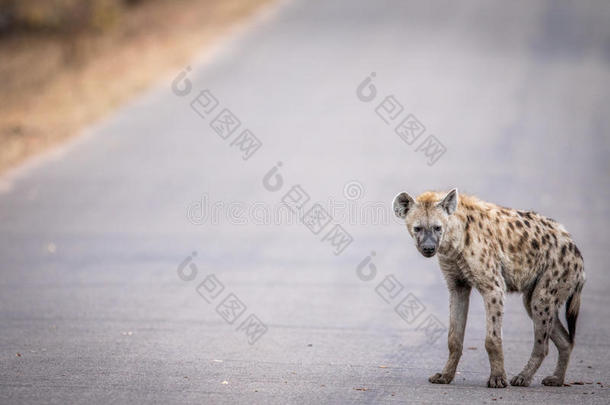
[541,375,564,386]
[510,374,531,387]
[429,373,453,384]
[487,374,508,388]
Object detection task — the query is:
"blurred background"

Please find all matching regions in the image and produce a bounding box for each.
[1,0,609,403]
[0,0,272,174]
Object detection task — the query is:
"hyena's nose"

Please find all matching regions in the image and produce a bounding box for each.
[422,246,436,257]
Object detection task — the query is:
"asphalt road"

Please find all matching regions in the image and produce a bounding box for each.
[1,0,610,403]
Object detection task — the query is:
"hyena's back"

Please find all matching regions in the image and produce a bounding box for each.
[452,194,584,296]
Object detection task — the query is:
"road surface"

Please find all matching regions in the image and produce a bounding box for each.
[1,0,609,403]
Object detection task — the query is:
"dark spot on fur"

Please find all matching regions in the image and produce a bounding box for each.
[508,222,515,231]
[516,221,523,228]
[492,298,496,304]
[492,316,496,322]
[537,339,542,344]
[542,320,546,325]
[544,306,549,312]
[493,331,497,337]
[553,270,558,276]
[465,232,471,246]
[524,220,531,227]
[496,311,501,317]
[531,240,539,250]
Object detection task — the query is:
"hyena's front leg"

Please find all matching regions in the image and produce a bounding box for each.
[483,289,507,388]
[429,283,471,384]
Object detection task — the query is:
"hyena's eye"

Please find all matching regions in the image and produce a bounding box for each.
[413,226,422,233]
[433,225,442,232]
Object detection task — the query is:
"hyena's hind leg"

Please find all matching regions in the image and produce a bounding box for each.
[541,317,572,386]
[543,272,585,386]
[511,280,556,387]
[520,284,572,386]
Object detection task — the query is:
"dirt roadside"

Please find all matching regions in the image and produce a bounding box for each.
[0,0,276,175]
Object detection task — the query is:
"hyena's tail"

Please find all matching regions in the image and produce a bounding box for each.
[566,278,585,345]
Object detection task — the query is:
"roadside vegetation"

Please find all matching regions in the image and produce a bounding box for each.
[0,0,273,174]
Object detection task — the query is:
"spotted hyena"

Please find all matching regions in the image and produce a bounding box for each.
[393,189,585,388]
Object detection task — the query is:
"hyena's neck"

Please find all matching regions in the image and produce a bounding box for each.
[438,196,489,256]
[438,211,468,257]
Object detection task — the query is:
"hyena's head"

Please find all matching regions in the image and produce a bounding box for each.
[392,189,458,258]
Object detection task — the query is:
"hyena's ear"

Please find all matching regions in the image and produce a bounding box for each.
[393,192,415,219]
[438,188,459,215]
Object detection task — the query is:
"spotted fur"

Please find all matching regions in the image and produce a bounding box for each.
[393,189,585,388]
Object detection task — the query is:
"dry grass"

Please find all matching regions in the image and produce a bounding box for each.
[0,0,274,174]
